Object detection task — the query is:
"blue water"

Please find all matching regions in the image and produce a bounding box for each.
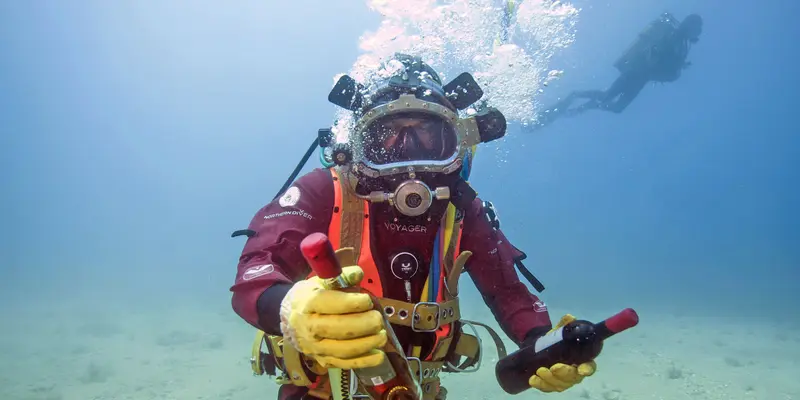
[2,1,798,399]
[502,1,800,318]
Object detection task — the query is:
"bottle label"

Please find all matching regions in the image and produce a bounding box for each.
[534,326,564,353]
[357,364,396,387]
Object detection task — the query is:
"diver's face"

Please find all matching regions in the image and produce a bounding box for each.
[381,116,440,152]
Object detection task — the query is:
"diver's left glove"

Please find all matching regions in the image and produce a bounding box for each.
[528,314,597,393]
[279,265,388,370]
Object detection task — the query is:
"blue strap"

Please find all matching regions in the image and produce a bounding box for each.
[428,228,442,301]
[460,151,472,180]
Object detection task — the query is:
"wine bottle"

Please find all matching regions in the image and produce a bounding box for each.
[495,308,639,395]
[300,232,422,400]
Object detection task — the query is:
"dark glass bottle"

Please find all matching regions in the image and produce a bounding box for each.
[300,232,421,400]
[495,308,639,395]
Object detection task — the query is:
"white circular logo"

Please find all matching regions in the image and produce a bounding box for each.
[390,252,419,280]
[279,186,301,207]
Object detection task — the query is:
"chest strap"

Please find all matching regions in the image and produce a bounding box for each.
[378,298,461,332]
[444,251,472,298]
[443,319,508,374]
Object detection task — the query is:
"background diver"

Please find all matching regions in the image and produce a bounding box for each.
[533,12,703,129]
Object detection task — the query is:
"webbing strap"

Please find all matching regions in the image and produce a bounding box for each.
[441,219,462,301]
[334,170,365,258]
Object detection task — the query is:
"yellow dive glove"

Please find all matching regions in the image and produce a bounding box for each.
[279,265,387,370]
[529,314,597,393]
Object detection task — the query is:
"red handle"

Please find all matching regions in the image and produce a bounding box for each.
[604,308,639,333]
[300,232,342,279]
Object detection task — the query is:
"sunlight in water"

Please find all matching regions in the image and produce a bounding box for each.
[332,0,580,142]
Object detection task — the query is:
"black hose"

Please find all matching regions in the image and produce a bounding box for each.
[515,260,546,293]
[273,138,320,201]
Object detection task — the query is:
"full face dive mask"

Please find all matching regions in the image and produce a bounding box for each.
[323,53,507,217]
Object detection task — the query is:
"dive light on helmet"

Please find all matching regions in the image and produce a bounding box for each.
[473,107,507,144]
[317,127,334,148]
[330,143,353,166]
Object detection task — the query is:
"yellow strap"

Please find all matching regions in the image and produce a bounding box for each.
[442,204,456,251]
[282,342,314,387]
[415,204,460,361]
[445,251,471,298]
[337,169,366,257]
[250,330,267,375]
[425,203,458,302]
[454,333,478,357]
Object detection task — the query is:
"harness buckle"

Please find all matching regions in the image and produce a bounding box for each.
[406,356,424,383]
[411,301,442,332]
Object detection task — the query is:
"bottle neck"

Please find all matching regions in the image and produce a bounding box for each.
[592,322,615,341]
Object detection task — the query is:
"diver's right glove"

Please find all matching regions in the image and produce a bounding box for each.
[279,265,387,370]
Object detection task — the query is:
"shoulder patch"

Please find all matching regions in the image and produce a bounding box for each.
[242,264,274,281]
[279,186,301,207]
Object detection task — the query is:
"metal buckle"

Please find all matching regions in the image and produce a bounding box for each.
[250,355,260,376]
[251,333,268,376]
[444,320,481,373]
[406,356,424,383]
[411,301,441,332]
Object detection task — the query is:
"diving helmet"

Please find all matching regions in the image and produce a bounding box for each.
[679,14,703,43]
[326,53,506,217]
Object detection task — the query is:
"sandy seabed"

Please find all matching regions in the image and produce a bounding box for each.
[2,298,798,400]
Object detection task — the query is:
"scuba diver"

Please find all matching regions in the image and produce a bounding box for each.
[229,53,599,399]
[532,12,703,129]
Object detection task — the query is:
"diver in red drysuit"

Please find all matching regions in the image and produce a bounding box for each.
[230,53,595,399]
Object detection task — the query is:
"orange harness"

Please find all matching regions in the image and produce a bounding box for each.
[323,168,460,362]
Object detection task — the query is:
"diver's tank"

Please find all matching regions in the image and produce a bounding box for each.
[613,12,678,75]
